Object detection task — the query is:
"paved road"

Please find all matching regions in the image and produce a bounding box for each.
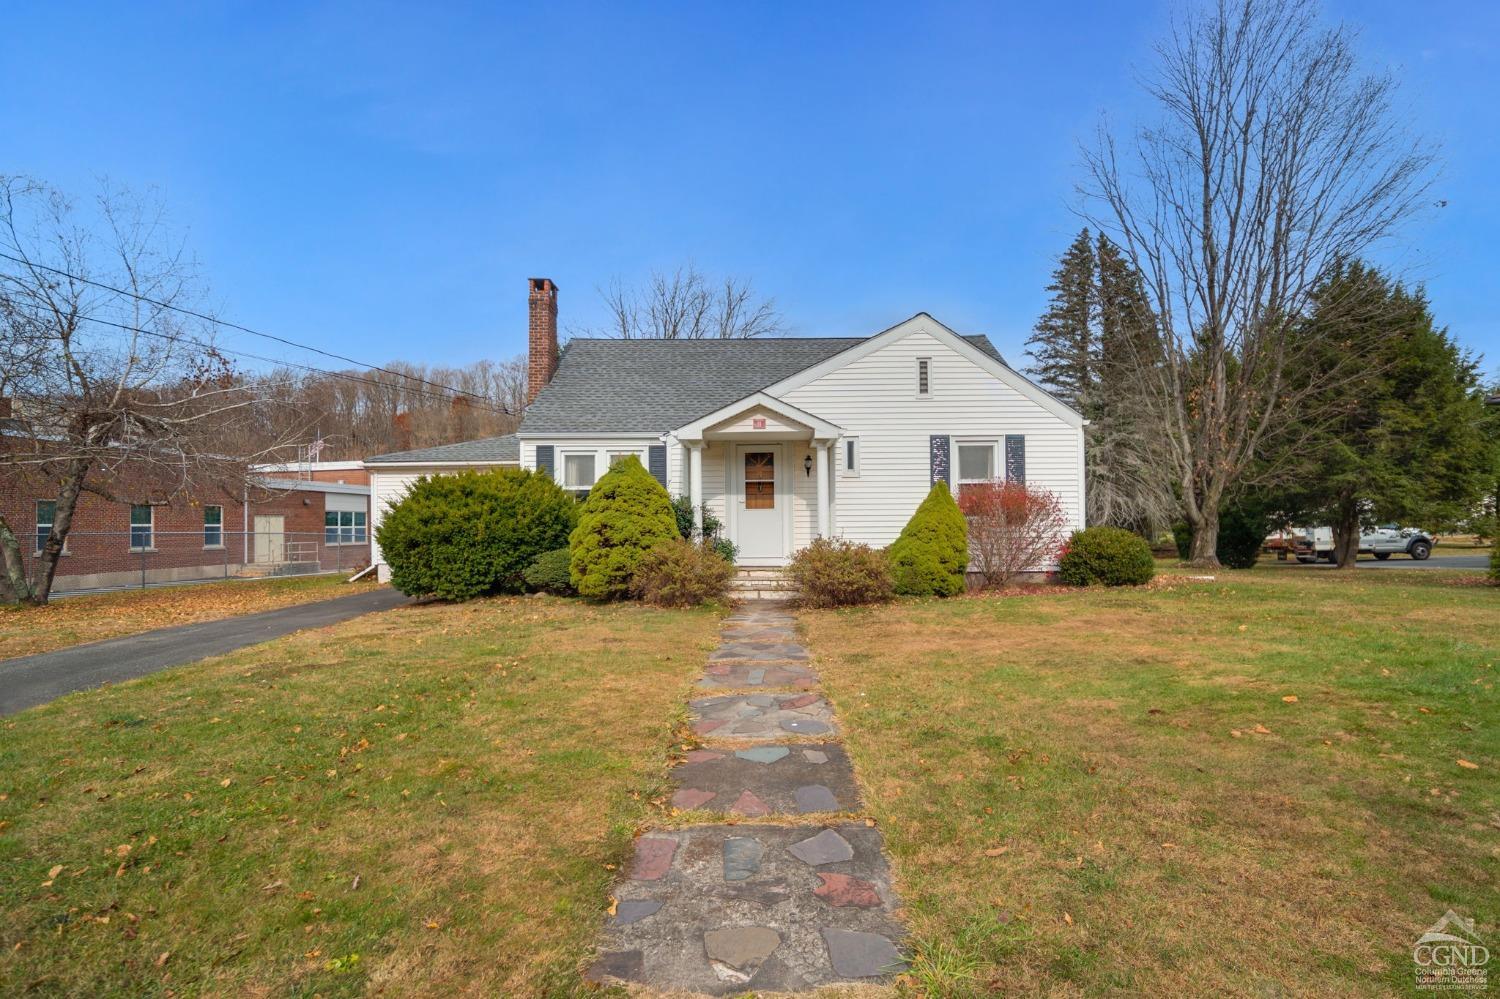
[1278,554,1490,571]
[0,587,410,716]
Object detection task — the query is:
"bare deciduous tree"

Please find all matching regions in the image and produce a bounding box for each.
[0,177,304,604]
[587,265,782,340]
[1080,0,1434,565]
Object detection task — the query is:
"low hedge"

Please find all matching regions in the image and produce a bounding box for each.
[523,547,575,595]
[787,537,895,608]
[1057,526,1155,587]
[631,539,734,607]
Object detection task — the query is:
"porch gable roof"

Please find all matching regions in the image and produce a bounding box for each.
[670,392,842,442]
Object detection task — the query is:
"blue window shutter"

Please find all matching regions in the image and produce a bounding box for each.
[1005,435,1026,483]
[930,435,950,487]
[647,445,667,489]
[535,445,555,479]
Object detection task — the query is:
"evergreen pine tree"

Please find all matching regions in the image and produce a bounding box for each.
[1025,229,1096,411]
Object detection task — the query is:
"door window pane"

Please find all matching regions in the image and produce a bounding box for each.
[957,443,995,483]
[745,451,775,510]
[129,504,154,550]
[204,505,223,547]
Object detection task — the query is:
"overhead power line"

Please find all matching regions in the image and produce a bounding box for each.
[0,249,509,412]
[76,314,514,416]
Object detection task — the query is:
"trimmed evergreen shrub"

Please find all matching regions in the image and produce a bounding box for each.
[888,481,968,597]
[1217,502,1269,569]
[631,539,734,607]
[522,547,575,595]
[1172,522,1192,561]
[376,468,578,601]
[570,456,679,600]
[788,537,895,608]
[1057,526,1155,586]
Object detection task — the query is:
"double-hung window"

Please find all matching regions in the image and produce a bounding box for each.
[35,500,56,553]
[203,505,224,548]
[324,509,367,544]
[129,504,154,550]
[563,452,597,500]
[606,449,642,469]
[955,440,998,495]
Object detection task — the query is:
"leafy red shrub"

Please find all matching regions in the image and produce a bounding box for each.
[957,480,1068,588]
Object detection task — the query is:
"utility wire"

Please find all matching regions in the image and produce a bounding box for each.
[0,249,509,412]
[76,314,514,415]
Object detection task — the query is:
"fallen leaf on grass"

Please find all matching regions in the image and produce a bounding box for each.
[1252,724,1272,735]
[1063,912,1073,926]
[424,919,440,930]
[1281,695,1298,703]
[1230,730,1243,738]
[984,847,1010,857]
[220,778,232,788]
[155,952,170,967]
[1457,759,1479,770]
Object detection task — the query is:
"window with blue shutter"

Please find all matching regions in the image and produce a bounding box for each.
[930,435,950,487]
[647,445,667,489]
[535,445,555,479]
[1005,435,1026,483]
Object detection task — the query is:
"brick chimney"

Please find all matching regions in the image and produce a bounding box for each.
[527,277,559,405]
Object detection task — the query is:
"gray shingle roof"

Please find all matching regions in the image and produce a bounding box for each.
[365,433,520,465]
[519,329,1009,435]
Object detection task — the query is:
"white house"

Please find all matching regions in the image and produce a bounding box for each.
[365,278,1085,580]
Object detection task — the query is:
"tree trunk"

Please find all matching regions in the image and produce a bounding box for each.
[1186,509,1222,568]
[1331,496,1361,569]
[26,458,92,606]
[0,516,36,605]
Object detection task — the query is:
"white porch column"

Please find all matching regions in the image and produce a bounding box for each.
[815,440,831,538]
[688,442,704,537]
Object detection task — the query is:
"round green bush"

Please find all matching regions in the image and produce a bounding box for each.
[523,547,575,595]
[376,468,578,601]
[888,481,969,597]
[787,537,894,608]
[1057,526,1155,586]
[569,456,680,600]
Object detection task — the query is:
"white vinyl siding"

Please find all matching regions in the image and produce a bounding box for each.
[781,328,1084,550]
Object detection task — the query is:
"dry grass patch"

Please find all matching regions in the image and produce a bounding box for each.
[0,595,719,997]
[0,574,382,659]
[803,570,1498,997]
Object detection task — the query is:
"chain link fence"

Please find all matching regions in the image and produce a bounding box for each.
[15,529,371,595]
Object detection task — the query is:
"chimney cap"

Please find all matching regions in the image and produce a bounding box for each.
[529,277,557,294]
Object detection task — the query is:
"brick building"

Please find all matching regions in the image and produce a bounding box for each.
[2,460,371,594]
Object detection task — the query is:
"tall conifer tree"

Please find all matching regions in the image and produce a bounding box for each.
[1025,229,1097,411]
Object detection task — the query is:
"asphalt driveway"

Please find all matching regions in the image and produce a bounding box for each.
[0,587,410,716]
[1280,554,1490,571]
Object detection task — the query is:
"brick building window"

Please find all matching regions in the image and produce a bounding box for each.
[324,510,367,545]
[35,500,55,553]
[129,504,154,550]
[203,505,223,548]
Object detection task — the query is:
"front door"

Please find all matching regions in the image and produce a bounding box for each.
[735,445,787,564]
[254,515,285,564]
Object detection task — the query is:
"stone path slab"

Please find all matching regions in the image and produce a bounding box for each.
[698,661,819,690]
[670,742,862,815]
[589,824,905,994]
[690,692,837,741]
[590,600,905,993]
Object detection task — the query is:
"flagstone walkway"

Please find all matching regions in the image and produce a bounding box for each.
[588,602,907,994]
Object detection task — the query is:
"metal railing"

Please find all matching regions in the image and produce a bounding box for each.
[13,530,371,594]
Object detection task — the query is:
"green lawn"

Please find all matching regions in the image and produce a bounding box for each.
[802,569,1498,997]
[1,574,382,660]
[2,569,1494,997]
[0,596,719,996]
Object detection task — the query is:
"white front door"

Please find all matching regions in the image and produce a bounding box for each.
[734,444,787,564]
[254,515,285,563]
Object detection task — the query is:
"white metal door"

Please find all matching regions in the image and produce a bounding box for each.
[254,515,285,563]
[735,445,786,563]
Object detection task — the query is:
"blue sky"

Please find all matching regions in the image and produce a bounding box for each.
[4,1,1497,378]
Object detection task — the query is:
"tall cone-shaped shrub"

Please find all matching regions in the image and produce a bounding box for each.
[569,455,679,600]
[888,480,968,596]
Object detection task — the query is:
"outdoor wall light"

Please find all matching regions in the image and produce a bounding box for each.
[804,454,814,477]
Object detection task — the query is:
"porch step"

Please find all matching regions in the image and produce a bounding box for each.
[729,567,798,603]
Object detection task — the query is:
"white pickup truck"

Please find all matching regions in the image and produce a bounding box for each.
[1291,525,1434,562]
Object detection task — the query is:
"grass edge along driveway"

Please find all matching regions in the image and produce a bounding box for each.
[0,596,719,997]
